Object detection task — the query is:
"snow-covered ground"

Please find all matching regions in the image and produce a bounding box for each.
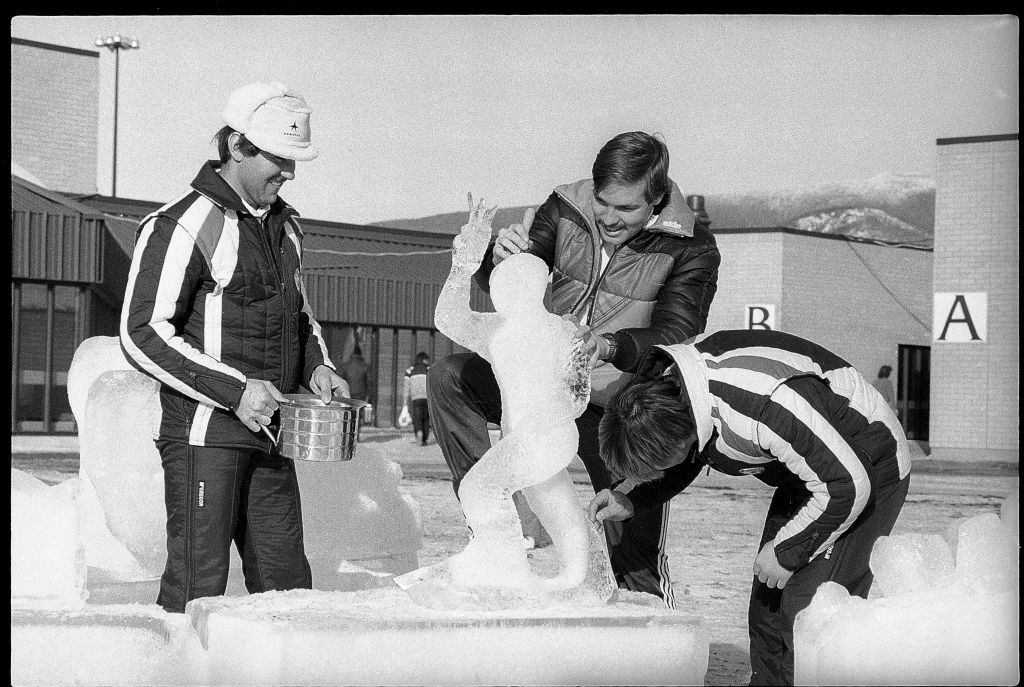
[11,433,1020,686]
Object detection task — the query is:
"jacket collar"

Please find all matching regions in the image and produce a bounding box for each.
[653,341,714,451]
[553,177,697,238]
[190,160,298,219]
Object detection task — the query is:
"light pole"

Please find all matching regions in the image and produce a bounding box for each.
[95,34,140,197]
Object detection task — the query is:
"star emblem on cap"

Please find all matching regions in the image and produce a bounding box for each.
[290,122,299,131]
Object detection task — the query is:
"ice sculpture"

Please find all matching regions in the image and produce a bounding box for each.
[401,194,615,610]
[794,489,1020,685]
[67,336,424,588]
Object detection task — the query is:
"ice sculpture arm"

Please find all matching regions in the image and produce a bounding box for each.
[757,378,872,572]
[434,194,500,354]
[120,214,247,411]
[561,318,592,414]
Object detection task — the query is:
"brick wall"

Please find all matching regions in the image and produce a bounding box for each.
[706,231,784,332]
[11,40,99,194]
[708,230,932,378]
[930,136,1019,462]
[781,234,932,378]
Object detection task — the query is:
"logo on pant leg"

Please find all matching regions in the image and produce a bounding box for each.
[198,481,205,508]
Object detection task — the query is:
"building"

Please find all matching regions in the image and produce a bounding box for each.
[10,36,481,434]
[11,38,99,194]
[10,37,1018,462]
[707,228,934,441]
[928,134,1019,462]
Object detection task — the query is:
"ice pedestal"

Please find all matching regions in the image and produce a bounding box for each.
[793,582,1018,686]
[10,606,207,686]
[188,588,710,686]
[10,469,88,608]
[794,490,1020,686]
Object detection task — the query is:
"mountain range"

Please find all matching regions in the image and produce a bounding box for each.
[374,172,935,249]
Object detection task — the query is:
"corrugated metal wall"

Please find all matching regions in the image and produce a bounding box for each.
[305,272,493,329]
[10,209,103,283]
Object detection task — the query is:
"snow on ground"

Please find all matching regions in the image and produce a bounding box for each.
[10,432,1021,686]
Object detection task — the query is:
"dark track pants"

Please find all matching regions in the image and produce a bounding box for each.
[427,352,676,607]
[155,440,312,613]
[747,471,910,685]
[411,398,430,443]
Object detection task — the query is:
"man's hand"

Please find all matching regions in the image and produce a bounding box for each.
[492,207,535,266]
[235,379,286,434]
[587,488,635,524]
[309,365,349,404]
[753,541,794,589]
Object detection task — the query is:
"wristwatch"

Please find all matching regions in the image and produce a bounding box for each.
[600,333,618,361]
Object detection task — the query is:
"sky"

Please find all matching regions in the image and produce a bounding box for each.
[10,14,1019,225]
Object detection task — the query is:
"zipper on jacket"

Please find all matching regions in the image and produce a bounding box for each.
[554,191,604,314]
[584,243,627,327]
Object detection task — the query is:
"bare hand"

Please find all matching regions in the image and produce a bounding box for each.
[587,488,635,524]
[235,379,286,433]
[309,365,349,404]
[753,541,794,589]
[492,207,535,266]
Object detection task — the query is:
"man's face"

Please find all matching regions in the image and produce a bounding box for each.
[235,149,296,208]
[591,180,662,249]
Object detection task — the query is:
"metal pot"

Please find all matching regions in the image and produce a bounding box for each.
[275,394,368,462]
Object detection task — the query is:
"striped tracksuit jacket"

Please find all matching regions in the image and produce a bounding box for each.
[629,328,911,571]
[120,160,334,450]
[120,161,332,612]
[626,329,911,684]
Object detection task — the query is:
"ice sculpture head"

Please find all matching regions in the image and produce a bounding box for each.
[490,253,549,315]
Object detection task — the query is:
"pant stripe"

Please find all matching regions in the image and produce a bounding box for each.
[657,500,676,608]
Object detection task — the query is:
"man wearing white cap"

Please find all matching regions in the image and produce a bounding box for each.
[121,81,348,613]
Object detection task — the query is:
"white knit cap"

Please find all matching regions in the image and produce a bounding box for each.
[221,81,319,161]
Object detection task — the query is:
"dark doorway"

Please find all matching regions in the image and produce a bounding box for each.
[897,345,930,441]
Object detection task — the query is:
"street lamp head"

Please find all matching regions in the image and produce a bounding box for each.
[96,34,141,52]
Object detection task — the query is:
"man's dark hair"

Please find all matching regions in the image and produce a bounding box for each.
[878,365,892,378]
[592,131,671,204]
[415,351,430,362]
[599,374,695,483]
[213,125,260,164]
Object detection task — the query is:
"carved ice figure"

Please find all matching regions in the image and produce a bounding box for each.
[403,195,615,610]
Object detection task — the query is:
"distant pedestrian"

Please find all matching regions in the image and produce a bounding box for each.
[871,365,896,409]
[340,344,373,439]
[404,352,431,445]
[340,345,371,402]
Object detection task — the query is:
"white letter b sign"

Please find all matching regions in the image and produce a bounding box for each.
[746,304,775,330]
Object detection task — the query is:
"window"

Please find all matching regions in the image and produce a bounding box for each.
[12,282,84,433]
